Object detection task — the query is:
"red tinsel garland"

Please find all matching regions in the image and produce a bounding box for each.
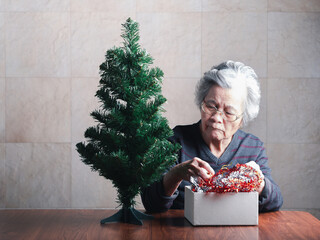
[192,163,263,193]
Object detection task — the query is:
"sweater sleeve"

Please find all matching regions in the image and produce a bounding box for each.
[141,131,182,213]
[256,145,283,212]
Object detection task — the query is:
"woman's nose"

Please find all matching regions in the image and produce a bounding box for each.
[210,110,224,122]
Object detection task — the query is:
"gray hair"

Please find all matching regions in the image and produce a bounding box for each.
[195,60,260,126]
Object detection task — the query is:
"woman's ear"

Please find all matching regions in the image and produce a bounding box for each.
[239,118,244,128]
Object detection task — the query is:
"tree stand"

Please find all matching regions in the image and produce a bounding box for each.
[100,207,154,225]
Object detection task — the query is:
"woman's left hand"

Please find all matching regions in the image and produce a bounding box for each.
[246,161,265,194]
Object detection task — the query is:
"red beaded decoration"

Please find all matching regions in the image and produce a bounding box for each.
[192,163,263,193]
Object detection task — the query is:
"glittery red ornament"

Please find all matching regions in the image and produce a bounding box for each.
[192,164,263,193]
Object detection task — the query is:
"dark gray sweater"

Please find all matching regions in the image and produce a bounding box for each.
[141,121,283,213]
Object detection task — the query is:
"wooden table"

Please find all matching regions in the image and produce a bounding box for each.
[1,209,320,240]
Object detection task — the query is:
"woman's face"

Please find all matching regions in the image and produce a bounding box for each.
[200,85,245,144]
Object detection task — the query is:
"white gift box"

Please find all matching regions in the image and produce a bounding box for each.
[184,185,258,226]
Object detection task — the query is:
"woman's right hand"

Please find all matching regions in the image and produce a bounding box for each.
[163,157,214,196]
[174,157,215,182]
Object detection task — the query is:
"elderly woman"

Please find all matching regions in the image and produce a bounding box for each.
[141,60,283,213]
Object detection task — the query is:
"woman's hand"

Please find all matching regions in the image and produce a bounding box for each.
[163,157,214,196]
[246,161,265,194]
[174,157,215,182]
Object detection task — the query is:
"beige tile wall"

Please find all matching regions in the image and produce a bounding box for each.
[6,78,71,143]
[1,1,319,213]
[6,13,70,78]
[5,143,71,208]
[71,12,134,78]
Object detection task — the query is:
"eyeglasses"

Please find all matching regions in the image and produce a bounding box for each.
[201,101,242,122]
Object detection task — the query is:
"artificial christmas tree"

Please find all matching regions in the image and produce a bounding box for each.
[76,18,180,225]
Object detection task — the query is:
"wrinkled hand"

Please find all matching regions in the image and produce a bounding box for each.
[246,161,265,194]
[174,157,215,182]
[163,157,215,196]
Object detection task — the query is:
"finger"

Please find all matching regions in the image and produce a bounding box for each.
[246,161,264,179]
[246,161,257,169]
[199,167,213,179]
[246,161,261,172]
[179,165,196,182]
[194,157,215,175]
[187,168,197,180]
[190,165,213,180]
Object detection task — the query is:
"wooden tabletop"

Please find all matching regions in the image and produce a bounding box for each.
[1,209,320,240]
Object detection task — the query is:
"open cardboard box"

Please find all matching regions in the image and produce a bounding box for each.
[184,185,258,226]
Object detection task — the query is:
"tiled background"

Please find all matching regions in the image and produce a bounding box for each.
[1,0,319,218]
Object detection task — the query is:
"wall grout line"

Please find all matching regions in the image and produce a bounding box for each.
[266,8,269,146]
[69,0,73,208]
[200,0,203,77]
[3,4,7,208]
